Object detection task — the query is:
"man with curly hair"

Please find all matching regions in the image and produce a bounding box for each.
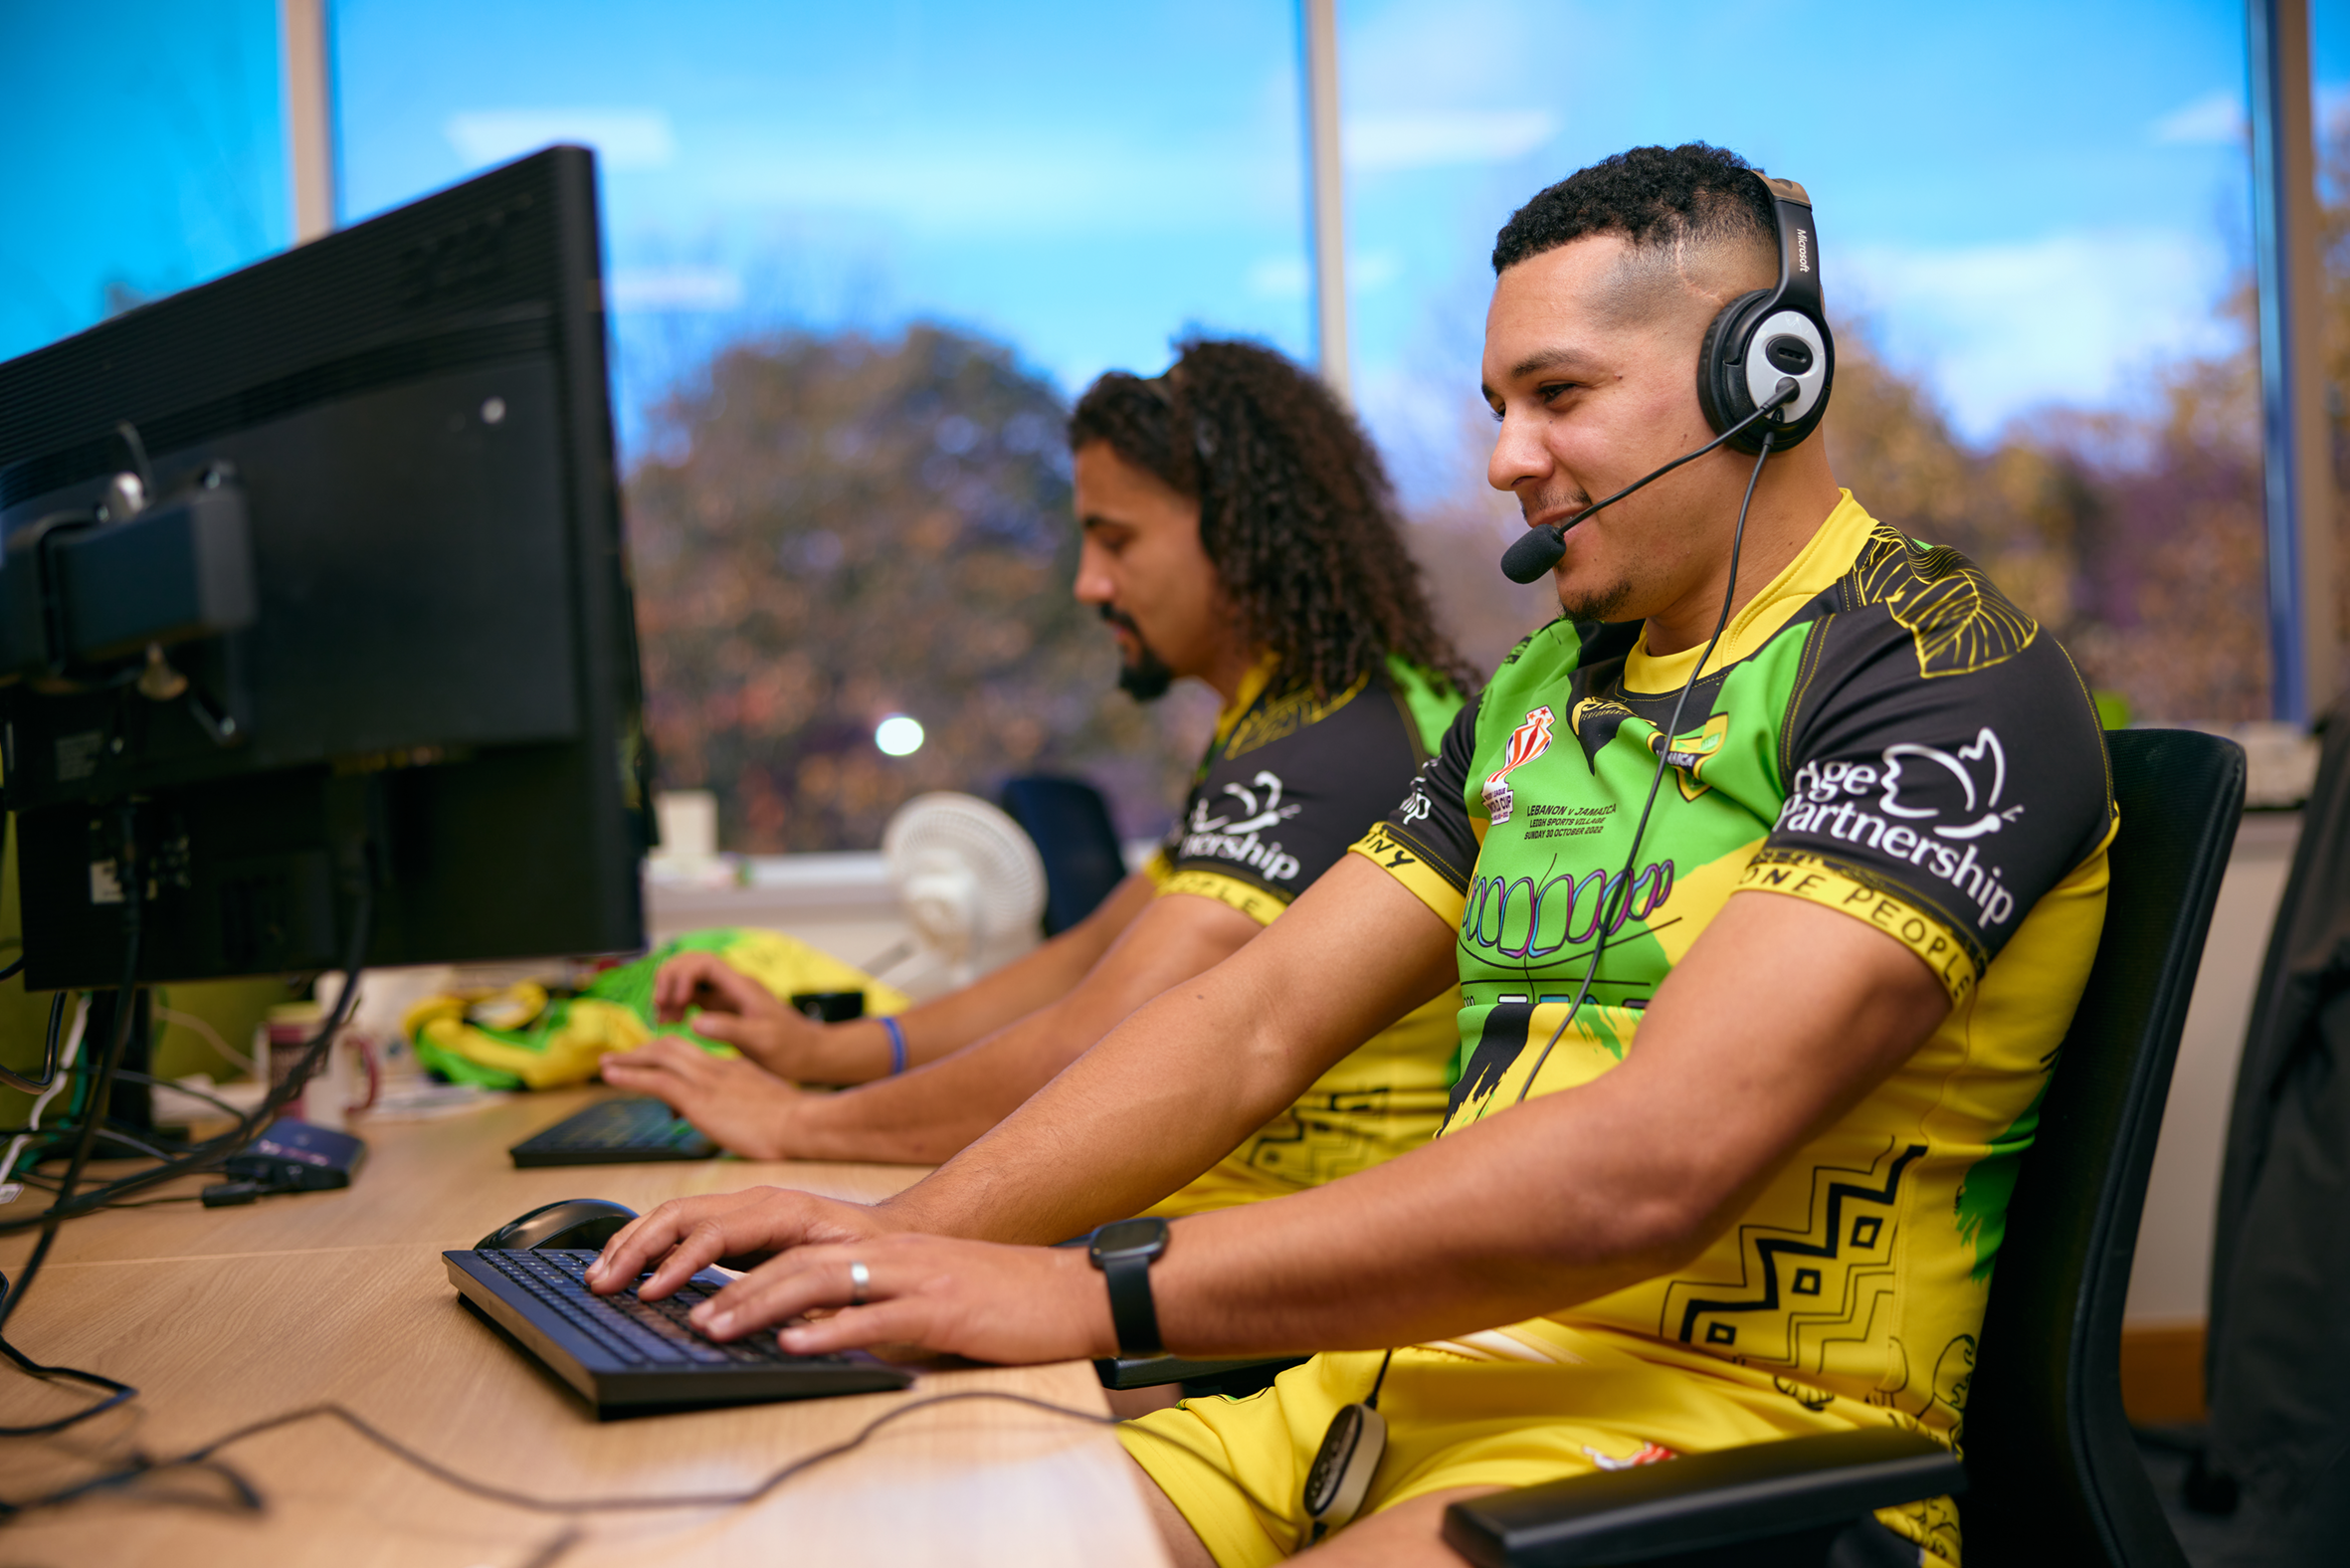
[601,338,1476,1219]
[594,144,2113,1566]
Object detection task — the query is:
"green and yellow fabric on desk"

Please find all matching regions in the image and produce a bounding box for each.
[404,928,910,1090]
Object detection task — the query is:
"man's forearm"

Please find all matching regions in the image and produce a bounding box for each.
[1061,892,1956,1358]
[1138,1090,1704,1356]
[872,872,1157,1070]
[879,980,1293,1234]
[787,888,1264,1163]
[778,1000,1109,1164]
[881,860,1461,1245]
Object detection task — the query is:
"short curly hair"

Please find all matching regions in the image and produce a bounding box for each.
[1491,142,1775,275]
[1068,338,1471,698]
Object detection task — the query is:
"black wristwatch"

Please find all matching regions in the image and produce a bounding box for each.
[1087,1217,1169,1357]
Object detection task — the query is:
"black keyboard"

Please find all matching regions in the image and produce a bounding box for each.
[446,1247,912,1412]
[481,1248,786,1365]
[507,1096,719,1167]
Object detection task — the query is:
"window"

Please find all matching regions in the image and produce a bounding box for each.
[0,1,289,361]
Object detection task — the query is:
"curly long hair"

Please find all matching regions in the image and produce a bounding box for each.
[1067,338,1470,698]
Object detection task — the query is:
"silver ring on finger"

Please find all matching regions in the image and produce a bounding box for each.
[848,1259,870,1307]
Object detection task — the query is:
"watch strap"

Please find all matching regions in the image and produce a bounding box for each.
[1103,1252,1163,1357]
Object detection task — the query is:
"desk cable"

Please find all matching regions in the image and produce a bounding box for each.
[0,804,151,1436]
[0,803,149,1341]
[0,1386,1190,1561]
[0,996,90,1191]
[0,881,373,1238]
[0,828,375,1437]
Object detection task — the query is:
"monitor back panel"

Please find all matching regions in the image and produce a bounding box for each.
[0,149,650,987]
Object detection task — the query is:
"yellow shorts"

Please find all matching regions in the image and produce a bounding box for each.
[1119,1334,1960,1567]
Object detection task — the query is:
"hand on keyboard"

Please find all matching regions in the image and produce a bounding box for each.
[647,951,839,1079]
[588,1192,1119,1367]
[481,1249,842,1367]
[598,1038,806,1159]
[588,1186,904,1302]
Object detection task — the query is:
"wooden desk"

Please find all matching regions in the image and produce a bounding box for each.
[0,1089,1170,1567]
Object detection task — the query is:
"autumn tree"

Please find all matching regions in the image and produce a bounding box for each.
[1825,322,2272,723]
[626,324,1210,853]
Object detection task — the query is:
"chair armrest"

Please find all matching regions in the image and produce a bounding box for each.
[1093,1354,1306,1390]
[1440,1428,1964,1567]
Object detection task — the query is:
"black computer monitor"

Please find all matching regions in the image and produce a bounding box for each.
[0,147,651,991]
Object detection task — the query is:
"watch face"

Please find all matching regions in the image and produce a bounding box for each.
[1091,1218,1166,1259]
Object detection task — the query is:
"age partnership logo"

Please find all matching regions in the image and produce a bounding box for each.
[1180,769,1305,883]
[1776,727,2027,927]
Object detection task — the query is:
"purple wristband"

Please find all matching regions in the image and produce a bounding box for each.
[879,1016,907,1076]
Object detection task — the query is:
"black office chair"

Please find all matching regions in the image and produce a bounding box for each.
[1000,775,1130,936]
[1443,728,2245,1567]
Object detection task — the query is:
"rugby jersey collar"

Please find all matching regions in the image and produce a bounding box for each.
[1211,653,1281,751]
[1623,489,1878,694]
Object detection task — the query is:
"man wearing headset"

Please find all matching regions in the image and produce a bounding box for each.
[601,338,1474,1218]
[590,145,2112,1567]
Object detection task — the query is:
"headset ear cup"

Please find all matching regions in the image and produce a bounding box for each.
[1769,314,1836,451]
[1698,294,1837,454]
[1696,290,1769,437]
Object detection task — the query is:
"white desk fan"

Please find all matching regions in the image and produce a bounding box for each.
[880,793,1049,991]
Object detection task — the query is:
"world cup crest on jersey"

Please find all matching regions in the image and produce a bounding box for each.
[1482,704,1555,825]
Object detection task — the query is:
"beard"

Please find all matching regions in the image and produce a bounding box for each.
[1555,568,1637,625]
[1099,605,1177,702]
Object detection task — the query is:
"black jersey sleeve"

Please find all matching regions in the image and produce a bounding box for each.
[1747,596,2113,1002]
[1350,691,1483,926]
[1161,675,1435,924]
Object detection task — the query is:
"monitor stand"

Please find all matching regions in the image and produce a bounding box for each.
[81,989,154,1144]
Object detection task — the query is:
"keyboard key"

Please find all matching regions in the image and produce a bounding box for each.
[478,1248,819,1369]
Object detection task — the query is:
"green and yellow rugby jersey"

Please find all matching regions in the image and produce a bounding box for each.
[1349,492,2111,1561]
[1141,654,1467,1213]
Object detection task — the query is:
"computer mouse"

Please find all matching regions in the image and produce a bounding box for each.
[477,1197,639,1252]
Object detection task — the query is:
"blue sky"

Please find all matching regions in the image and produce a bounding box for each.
[0,1,287,350]
[330,0,1315,463]
[5,1,2345,493]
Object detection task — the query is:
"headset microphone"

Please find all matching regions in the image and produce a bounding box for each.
[1497,517,1571,587]
[1498,380,1799,584]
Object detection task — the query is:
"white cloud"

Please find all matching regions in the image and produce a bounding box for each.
[697,141,1295,236]
[1340,0,1565,106]
[1247,250,1402,300]
[1840,228,2236,441]
[2152,83,2350,144]
[605,267,742,312]
[1344,110,1558,172]
[1248,255,1309,299]
[446,109,678,171]
[2150,89,2244,145]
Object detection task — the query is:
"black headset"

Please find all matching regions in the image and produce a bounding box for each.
[1497,168,1833,585]
[1694,172,1834,453]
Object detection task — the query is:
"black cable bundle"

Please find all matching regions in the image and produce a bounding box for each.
[0,810,376,1435]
